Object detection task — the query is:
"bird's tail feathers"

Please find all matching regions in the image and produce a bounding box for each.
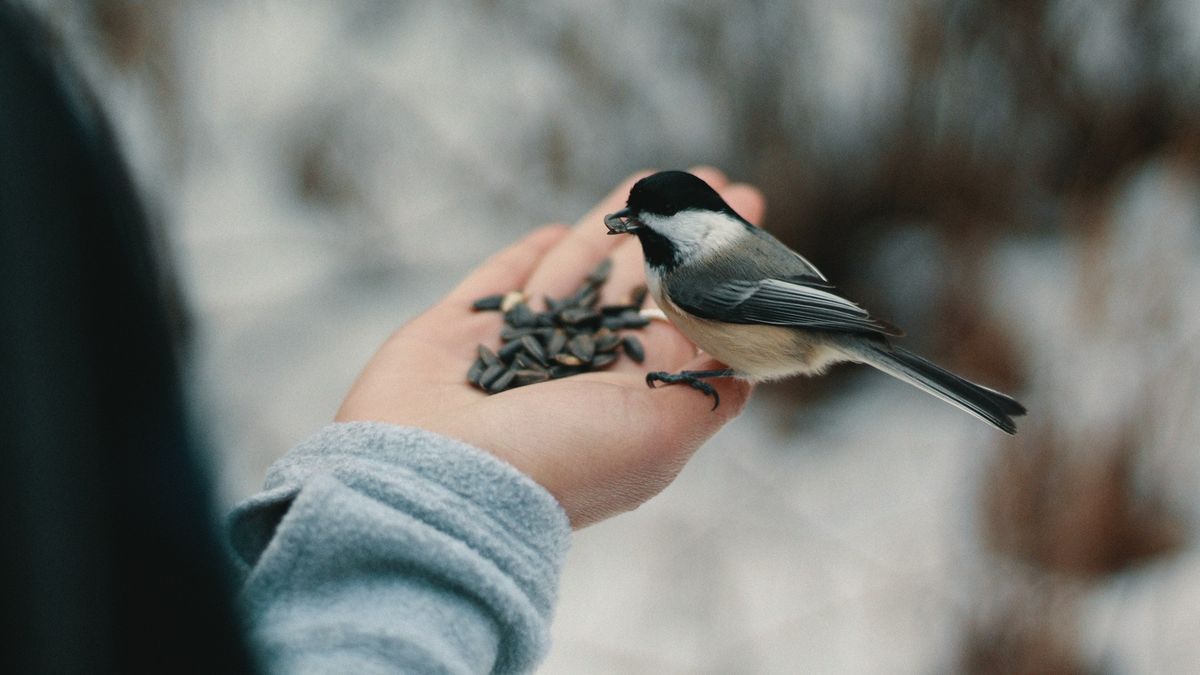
[849,341,1026,434]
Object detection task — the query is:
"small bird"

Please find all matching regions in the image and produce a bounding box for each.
[604,170,1026,433]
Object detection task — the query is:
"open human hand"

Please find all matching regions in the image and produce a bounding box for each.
[336,168,766,527]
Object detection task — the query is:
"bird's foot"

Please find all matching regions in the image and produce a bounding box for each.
[645,369,736,410]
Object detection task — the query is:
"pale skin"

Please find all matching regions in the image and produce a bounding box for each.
[336,168,766,528]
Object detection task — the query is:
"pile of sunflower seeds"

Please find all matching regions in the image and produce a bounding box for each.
[467,258,649,393]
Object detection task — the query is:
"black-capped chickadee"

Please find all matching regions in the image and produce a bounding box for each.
[604,170,1026,434]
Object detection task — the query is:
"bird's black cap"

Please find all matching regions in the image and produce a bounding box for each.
[626,170,733,217]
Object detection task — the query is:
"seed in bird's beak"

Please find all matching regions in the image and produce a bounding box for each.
[603,208,639,235]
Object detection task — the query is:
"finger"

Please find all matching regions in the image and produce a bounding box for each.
[522,171,651,304]
[445,224,570,305]
[723,183,767,226]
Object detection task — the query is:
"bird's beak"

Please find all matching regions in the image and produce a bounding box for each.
[604,208,640,235]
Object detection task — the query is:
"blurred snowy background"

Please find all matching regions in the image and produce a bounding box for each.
[25,0,1200,672]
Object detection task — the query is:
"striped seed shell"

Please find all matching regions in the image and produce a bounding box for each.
[499,290,528,312]
[568,334,595,362]
[549,364,586,379]
[559,307,600,325]
[622,335,645,363]
[472,294,504,311]
[545,329,567,356]
[520,335,548,366]
[601,315,625,330]
[479,363,506,388]
[499,325,535,341]
[467,358,486,385]
[497,339,525,362]
[478,345,502,368]
[587,258,613,285]
[594,332,622,352]
[513,353,541,371]
[619,310,649,328]
[591,352,618,368]
[487,367,517,393]
[513,369,550,386]
[505,302,537,328]
[554,353,584,367]
[629,284,648,308]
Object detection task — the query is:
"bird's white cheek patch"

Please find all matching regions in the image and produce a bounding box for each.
[641,210,746,262]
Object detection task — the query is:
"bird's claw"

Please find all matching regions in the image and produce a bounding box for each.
[645,370,721,410]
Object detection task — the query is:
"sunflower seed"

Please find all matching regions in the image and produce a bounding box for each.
[587,258,613,285]
[513,352,540,370]
[465,256,653,391]
[472,294,504,311]
[513,369,550,386]
[520,335,548,366]
[629,284,648,308]
[621,335,645,363]
[619,310,649,328]
[467,358,486,385]
[505,302,537,328]
[568,334,595,362]
[601,316,626,330]
[559,307,600,325]
[569,286,598,309]
[500,325,535,341]
[487,367,517,393]
[549,364,586,379]
[500,290,528,312]
[545,329,567,356]
[591,352,618,368]
[554,353,584,367]
[595,332,622,352]
[478,345,502,368]
[479,363,506,388]
[498,339,525,362]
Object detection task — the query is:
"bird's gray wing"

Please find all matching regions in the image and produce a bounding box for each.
[745,226,829,283]
[671,277,903,336]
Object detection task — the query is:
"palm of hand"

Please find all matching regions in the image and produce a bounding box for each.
[337,169,765,527]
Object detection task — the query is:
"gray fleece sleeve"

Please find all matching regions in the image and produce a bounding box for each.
[227,422,571,675]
